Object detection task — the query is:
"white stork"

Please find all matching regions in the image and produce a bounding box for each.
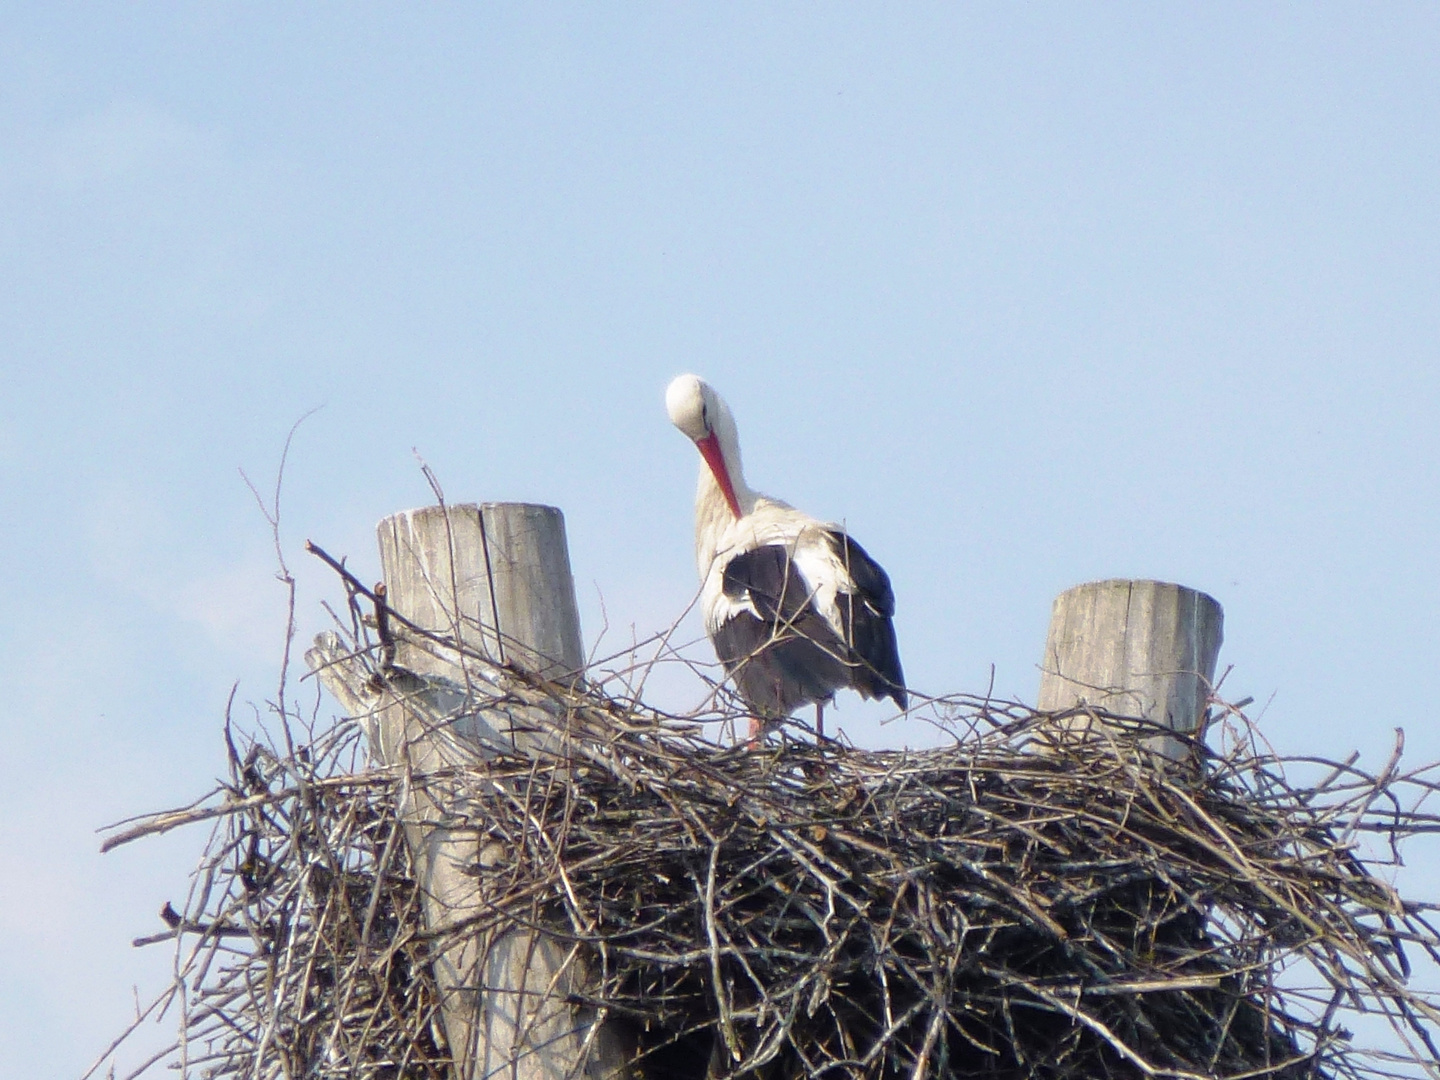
[665,374,907,741]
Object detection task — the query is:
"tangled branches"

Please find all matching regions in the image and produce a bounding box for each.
[93,639,1440,1080]
[414,692,1440,1080]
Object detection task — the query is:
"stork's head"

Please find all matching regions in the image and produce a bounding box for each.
[666,374,744,519]
[664,373,716,440]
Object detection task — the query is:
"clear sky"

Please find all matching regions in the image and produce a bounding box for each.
[3,5,1439,1077]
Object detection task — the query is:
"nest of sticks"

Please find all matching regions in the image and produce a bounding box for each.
[95,610,1440,1080]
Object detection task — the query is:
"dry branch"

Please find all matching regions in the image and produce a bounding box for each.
[93,600,1440,1080]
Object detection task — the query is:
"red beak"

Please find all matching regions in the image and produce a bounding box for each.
[696,432,743,519]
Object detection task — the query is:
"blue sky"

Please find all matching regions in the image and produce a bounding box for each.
[3,5,1439,1076]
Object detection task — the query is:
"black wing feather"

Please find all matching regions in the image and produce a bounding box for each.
[828,531,907,709]
[711,537,908,717]
[713,544,850,718]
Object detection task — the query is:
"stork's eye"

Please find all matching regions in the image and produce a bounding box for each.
[701,402,710,428]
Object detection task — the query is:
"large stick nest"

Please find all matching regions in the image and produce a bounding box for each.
[95,621,1440,1080]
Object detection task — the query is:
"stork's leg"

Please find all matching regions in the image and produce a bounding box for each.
[815,702,825,741]
[747,715,765,746]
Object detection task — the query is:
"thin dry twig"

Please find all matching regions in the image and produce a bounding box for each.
[91,557,1440,1080]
